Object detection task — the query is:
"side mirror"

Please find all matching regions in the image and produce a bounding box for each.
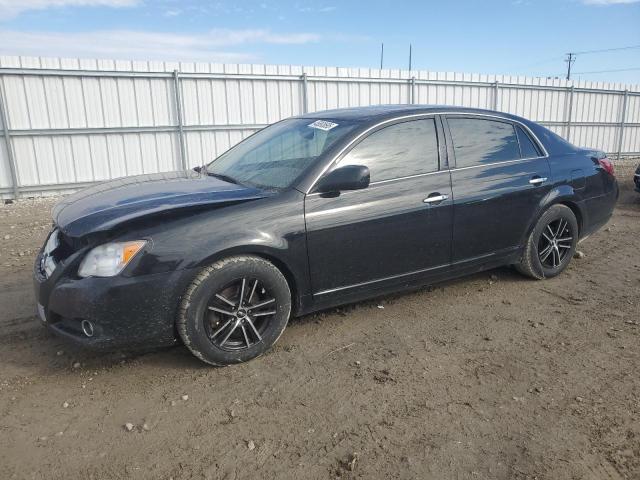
[316,165,370,193]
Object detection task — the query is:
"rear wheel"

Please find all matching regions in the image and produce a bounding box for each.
[177,255,291,366]
[516,204,578,280]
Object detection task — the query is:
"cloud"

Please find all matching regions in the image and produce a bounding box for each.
[296,5,337,13]
[163,9,182,17]
[0,0,139,19]
[0,28,322,63]
[582,0,639,4]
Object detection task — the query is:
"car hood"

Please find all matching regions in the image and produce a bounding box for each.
[52,171,270,238]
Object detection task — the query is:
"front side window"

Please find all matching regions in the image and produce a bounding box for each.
[207,118,357,189]
[448,118,520,168]
[337,118,439,182]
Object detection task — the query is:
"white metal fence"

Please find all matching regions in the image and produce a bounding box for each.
[0,55,639,199]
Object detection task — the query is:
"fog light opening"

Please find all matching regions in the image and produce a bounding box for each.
[81,320,94,337]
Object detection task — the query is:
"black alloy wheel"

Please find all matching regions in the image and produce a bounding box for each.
[177,255,291,366]
[516,204,579,280]
[205,277,277,351]
[537,217,574,269]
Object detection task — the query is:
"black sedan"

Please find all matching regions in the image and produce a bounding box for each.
[34,106,619,365]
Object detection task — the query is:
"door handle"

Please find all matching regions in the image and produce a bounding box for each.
[423,194,449,204]
[529,176,547,186]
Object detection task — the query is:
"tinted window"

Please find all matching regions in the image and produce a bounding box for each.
[337,119,439,182]
[516,125,541,158]
[448,118,520,168]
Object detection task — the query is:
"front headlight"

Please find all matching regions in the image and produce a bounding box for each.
[78,240,147,278]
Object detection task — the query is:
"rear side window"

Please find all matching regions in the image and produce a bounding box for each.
[448,118,520,168]
[516,125,541,158]
[337,119,439,182]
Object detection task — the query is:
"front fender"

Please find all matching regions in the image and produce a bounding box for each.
[126,189,311,312]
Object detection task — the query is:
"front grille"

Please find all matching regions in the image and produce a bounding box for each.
[38,228,79,278]
[53,231,77,263]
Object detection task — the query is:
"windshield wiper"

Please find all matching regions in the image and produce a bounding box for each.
[206,171,240,185]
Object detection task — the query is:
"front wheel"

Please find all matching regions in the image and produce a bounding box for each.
[516,204,578,280]
[177,255,291,366]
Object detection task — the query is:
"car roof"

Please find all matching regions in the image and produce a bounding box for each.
[296,104,530,126]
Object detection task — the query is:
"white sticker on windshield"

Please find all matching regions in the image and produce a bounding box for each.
[308,120,339,131]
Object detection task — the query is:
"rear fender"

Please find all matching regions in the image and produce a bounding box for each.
[521,184,586,245]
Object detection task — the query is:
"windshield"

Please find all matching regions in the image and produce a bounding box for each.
[206,118,357,189]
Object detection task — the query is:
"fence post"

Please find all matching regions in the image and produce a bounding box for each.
[616,90,628,162]
[493,81,499,110]
[301,72,309,114]
[565,85,574,142]
[410,76,416,104]
[0,78,19,199]
[172,69,187,170]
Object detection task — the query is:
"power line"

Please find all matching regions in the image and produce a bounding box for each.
[572,44,640,55]
[509,55,565,72]
[571,66,640,75]
[547,66,640,77]
[512,45,640,72]
[564,44,640,80]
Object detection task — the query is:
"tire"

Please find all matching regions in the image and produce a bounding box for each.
[177,255,291,366]
[516,204,579,280]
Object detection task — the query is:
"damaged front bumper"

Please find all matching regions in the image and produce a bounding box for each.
[33,251,190,351]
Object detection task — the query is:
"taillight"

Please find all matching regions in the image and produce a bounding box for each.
[598,157,615,176]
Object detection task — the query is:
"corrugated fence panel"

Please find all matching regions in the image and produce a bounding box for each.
[626,94,640,124]
[571,126,619,151]
[0,76,13,191]
[0,137,11,189]
[0,55,638,198]
[8,131,181,187]
[622,127,640,153]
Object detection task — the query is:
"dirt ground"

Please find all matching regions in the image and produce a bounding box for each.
[0,179,639,480]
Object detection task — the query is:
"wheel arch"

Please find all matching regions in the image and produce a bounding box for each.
[523,185,586,244]
[556,199,583,235]
[192,245,305,315]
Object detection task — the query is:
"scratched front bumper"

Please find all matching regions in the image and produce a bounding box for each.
[33,258,190,350]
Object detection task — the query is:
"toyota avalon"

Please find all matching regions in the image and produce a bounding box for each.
[34,106,619,365]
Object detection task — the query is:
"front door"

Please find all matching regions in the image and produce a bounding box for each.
[305,116,453,297]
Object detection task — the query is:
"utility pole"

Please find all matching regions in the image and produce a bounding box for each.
[380,43,384,69]
[408,44,412,73]
[565,52,576,80]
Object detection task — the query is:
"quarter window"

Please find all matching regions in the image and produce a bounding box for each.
[337,119,439,182]
[448,118,520,168]
[516,125,541,158]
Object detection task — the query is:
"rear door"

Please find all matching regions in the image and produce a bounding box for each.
[445,115,551,263]
[305,116,453,297]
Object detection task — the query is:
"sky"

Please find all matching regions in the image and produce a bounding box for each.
[0,0,639,84]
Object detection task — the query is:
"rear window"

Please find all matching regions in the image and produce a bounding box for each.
[448,117,520,168]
